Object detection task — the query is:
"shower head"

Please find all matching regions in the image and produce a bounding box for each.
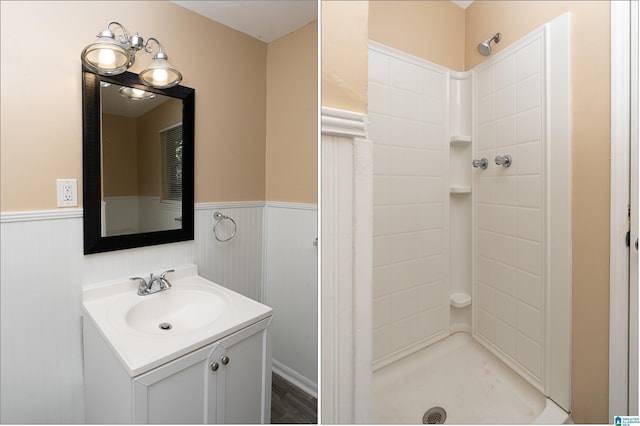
[477,33,501,56]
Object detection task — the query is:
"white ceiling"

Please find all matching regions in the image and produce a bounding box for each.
[171,1,317,43]
[451,0,474,9]
[172,1,471,43]
[101,83,173,118]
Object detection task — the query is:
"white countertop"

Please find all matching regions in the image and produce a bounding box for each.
[82,264,272,376]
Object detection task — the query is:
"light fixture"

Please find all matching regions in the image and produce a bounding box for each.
[80,23,133,75]
[138,38,182,89]
[118,86,156,101]
[81,21,182,88]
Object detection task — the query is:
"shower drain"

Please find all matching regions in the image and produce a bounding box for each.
[422,407,446,424]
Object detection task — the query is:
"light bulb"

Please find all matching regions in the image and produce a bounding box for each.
[132,88,145,96]
[152,68,168,84]
[98,48,116,67]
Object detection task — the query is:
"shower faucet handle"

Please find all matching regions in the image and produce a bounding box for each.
[495,155,512,168]
[472,158,488,169]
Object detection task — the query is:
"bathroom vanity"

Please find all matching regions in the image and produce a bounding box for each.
[82,265,272,424]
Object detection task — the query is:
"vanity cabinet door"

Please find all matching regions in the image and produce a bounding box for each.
[133,316,271,424]
[133,343,218,424]
[208,317,272,424]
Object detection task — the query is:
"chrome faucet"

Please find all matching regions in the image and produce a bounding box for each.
[472,158,489,169]
[131,269,175,296]
[495,154,512,168]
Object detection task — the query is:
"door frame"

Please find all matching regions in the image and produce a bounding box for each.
[629,0,639,414]
[609,0,638,418]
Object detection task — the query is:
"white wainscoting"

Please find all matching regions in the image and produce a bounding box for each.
[1,211,86,424]
[263,202,318,397]
[0,200,317,423]
[194,202,265,302]
[103,196,182,236]
[103,196,184,236]
[0,210,195,423]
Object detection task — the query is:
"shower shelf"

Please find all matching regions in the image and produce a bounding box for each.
[450,135,472,145]
[450,292,471,308]
[450,186,471,194]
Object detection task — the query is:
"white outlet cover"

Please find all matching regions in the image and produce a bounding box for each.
[56,179,77,207]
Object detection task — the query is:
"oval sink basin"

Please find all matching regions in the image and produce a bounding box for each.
[123,289,229,335]
[84,265,272,376]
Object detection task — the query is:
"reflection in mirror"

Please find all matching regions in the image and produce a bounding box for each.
[83,69,194,254]
[101,83,183,236]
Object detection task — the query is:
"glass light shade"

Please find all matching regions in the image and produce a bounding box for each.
[118,86,156,101]
[81,36,132,75]
[139,57,182,88]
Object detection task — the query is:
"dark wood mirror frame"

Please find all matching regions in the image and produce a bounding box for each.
[82,68,195,255]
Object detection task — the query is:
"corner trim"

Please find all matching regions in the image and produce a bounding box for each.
[321,107,372,423]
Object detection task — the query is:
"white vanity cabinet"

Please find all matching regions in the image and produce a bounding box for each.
[82,265,273,424]
[84,316,272,424]
[133,318,271,424]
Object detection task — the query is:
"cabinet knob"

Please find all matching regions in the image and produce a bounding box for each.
[210,362,219,372]
[221,356,230,365]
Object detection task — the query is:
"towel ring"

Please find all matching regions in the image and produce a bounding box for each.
[213,212,237,242]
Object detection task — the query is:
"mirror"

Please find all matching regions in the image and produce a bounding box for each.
[82,69,195,254]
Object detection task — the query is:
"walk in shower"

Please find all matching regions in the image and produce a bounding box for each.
[368,14,571,424]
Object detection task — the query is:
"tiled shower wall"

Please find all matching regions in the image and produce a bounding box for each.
[368,43,450,366]
[473,33,545,385]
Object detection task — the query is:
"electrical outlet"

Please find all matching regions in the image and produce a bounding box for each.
[57,179,77,207]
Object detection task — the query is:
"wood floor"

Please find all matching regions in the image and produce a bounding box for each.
[271,373,317,424]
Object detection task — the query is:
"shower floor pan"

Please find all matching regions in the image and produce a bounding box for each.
[372,332,569,424]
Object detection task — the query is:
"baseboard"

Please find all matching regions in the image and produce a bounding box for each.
[271,359,317,399]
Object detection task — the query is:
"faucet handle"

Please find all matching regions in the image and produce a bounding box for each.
[160,269,175,278]
[160,269,175,289]
[472,158,489,169]
[131,276,150,295]
[495,154,512,168]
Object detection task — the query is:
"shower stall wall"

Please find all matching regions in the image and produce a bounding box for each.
[474,28,547,392]
[368,13,571,416]
[369,47,451,368]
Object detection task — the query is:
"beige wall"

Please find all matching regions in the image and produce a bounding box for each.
[102,99,182,198]
[102,114,138,197]
[0,0,267,211]
[136,99,183,197]
[322,1,613,422]
[369,1,465,71]
[266,21,318,204]
[321,1,369,113]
